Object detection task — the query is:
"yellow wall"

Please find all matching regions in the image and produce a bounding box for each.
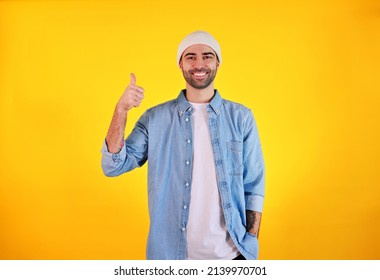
[1,0,379,259]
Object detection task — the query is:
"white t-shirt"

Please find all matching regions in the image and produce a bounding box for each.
[186,102,239,260]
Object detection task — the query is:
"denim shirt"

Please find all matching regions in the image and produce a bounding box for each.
[101,90,265,260]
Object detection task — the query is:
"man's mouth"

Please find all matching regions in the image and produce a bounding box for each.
[192,72,208,78]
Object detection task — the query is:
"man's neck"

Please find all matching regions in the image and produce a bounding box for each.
[185,84,215,103]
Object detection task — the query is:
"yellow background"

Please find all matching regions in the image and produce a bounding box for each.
[1,0,379,259]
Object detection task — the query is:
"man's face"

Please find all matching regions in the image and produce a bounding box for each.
[179,44,219,90]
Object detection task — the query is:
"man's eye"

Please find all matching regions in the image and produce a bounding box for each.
[187,57,196,60]
[204,56,212,59]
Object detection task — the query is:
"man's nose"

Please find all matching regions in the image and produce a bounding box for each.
[192,58,205,68]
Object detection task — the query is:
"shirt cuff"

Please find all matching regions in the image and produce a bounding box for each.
[245,194,264,213]
[101,139,126,163]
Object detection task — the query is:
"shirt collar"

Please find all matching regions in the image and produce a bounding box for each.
[177,89,223,116]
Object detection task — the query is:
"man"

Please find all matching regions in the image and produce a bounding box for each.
[101,31,265,260]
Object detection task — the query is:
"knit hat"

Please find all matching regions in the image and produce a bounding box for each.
[177,31,222,66]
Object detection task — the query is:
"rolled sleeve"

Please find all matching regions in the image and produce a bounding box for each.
[101,110,149,177]
[243,110,265,212]
[101,139,128,176]
[245,194,264,213]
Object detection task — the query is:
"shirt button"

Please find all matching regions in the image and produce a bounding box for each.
[185,117,189,122]
[186,139,191,144]
[186,160,190,165]
[183,205,187,210]
[185,182,189,187]
[181,227,186,232]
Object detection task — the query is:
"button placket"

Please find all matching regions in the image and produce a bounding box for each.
[181,109,193,240]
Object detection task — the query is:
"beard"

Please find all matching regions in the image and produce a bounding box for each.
[182,67,218,90]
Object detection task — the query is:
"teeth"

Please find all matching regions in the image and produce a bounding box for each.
[193,72,206,77]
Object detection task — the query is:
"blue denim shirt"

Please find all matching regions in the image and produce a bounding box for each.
[101,90,265,260]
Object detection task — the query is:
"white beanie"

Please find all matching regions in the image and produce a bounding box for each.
[177,31,222,66]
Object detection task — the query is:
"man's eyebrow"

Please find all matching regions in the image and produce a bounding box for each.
[184,53,196,57]
[184,52,215,57]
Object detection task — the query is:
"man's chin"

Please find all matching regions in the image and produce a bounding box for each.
[189,79,213,90]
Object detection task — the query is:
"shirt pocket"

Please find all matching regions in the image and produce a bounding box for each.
[226,141,243,176]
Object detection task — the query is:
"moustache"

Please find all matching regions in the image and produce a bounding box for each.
[189,68,209,74]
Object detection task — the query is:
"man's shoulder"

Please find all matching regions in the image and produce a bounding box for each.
[144,98,178,117]
[222,98,252,114]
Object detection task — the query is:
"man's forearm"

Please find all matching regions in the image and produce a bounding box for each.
[246,210,262,237]
[105,73,145,154]
[105,105,128,154]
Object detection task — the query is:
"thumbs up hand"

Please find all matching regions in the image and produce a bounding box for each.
[117,73,145,112]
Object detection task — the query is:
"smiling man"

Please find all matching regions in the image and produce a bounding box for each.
[101,31,265,260]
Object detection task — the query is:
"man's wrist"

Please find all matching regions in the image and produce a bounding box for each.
[116,103,130,114]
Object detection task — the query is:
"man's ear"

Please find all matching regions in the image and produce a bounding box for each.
[179,59,183,69]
